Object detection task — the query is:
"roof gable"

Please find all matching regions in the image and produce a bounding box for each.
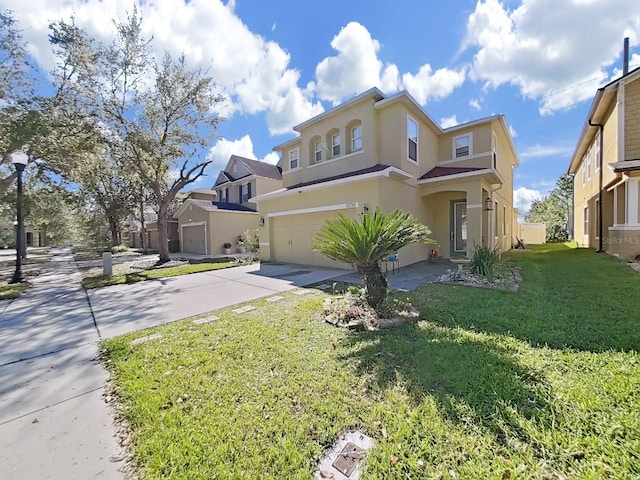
[214,155,282,186]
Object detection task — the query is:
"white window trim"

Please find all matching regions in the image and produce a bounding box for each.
[351,125,363,152]
[289,148,299,170]
[586,149,592,181]
[407,115,418,164]
[453,133,473,158]
[584,205,590,236]
[331,133,341,158]
[241,183,250,203]
[595,198,600,239]
[503,205,507,237]
[581,160,586,186]
[314,141,322,163]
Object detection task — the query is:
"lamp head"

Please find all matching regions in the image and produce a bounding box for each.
[10,149,28,166]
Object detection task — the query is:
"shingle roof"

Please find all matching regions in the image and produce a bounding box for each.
[286,164,391,190]
[419,166,485,180]
[212,202,256,212]
[232,155,282,180]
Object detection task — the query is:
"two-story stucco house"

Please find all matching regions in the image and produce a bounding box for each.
[175,155,281,254]
[251,87,518,269]
[568,66,640,260]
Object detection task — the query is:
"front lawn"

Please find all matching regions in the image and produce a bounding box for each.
[82,261,237,289]
[102,245,640,479]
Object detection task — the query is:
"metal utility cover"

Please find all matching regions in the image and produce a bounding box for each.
[331,442,363,478]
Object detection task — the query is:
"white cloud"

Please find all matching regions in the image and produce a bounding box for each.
[2,0,318,135]
[314,22,401,104]
[520,143,573,159]
[469,98,481,110]
[401,64,466,105]
[509,125,517,138]
[440,115,459,128]
[514,186,542,217]
[464,0,640,114]
[206,135,257,171]
[314,21,465,106]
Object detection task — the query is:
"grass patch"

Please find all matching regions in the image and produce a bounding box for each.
[0,282,29,300]
[102,245,640,479]
[82,261,236,289]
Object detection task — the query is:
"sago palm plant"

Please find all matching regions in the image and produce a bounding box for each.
[312,207,433,308]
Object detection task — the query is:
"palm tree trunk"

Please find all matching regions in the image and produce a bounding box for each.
[361,263,388,308]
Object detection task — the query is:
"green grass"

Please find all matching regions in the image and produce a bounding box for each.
[101,245,640,479]
[82,261,237,289]
[0,282,29,299]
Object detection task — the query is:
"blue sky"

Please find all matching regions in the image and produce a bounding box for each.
[3,0,639,215]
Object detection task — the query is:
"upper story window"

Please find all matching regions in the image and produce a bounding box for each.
[407,116,418,162]
[332,133,341,157]
[314,140,322,163]
[351,125,362,152]
[454,134,471,158]
[581,159,586,185]
[289,148,299,169]
[586,150,591,181]
[240,183,251,203]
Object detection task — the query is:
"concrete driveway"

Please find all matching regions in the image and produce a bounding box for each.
[0,250,347,479]
[88,261,347,339]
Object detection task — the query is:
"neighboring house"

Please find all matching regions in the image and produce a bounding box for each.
[128,209,179,251]
[251,87,518,269]
[568,65,640,260]
[175,155,282,255]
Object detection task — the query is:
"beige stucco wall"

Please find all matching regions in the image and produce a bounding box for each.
[439,123,492,162]
[624,76,640,160]
[606,227,640,260]
[255,177,282,197]
[209,211,260,255]
[280,98,379,188]
[177,204,260,255]
[260,177,383,264]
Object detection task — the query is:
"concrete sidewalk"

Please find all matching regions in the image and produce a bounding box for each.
[0,248,123,479]
[0,250,347,479]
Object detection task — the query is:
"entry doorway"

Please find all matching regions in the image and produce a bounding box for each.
[450,200,467,257]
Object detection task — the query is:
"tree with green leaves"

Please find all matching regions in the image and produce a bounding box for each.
[0,10,40,196]
[48,10,225,262]
[525,174,573,242]
[312,207,433,308]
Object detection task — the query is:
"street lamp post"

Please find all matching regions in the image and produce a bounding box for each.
[10,147,29,284]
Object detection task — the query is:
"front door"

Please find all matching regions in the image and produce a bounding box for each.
[450,200,467,257]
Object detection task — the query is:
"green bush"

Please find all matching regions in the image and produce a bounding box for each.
[469,243,501,281]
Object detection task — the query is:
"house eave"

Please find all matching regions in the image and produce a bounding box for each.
[250,166,412,203]
[417,168,504,185]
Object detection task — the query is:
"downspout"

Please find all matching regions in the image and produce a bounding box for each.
[589,120,604,252]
